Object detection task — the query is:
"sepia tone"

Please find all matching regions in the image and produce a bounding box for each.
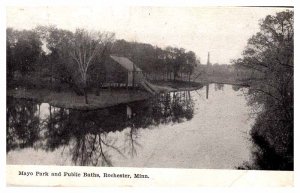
[6,7,293,171]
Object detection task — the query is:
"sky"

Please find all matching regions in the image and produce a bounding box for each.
[6,6,291,64]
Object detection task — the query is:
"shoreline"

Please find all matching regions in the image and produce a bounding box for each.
[7,81,244,110]
[7,88,151,110]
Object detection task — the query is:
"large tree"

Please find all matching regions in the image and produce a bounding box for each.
[37,26,115,103]
[165,47,187,81]
[68,29,115,103]
[36,26,80,92]
[184,51,197,82]
[234,10,293,170]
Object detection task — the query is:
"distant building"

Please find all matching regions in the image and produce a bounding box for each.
[104,55,144,87]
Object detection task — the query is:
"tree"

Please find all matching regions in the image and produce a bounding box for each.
[234,10,293,170]
[7,28,15,83]
[165,47,186,81]
[68,29,115,103]
[185,51,196,82]
[110,39,198,82]
[36,26,79,92]
[37,26,115,103]
[6,28,43,83]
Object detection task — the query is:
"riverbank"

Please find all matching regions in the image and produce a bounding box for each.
[7,88,151,110]
[193,76,250,87]
[7,80,203,110]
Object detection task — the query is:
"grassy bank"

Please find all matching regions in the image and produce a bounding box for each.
[7,88,151,110]
[151,80,203,91]
[7,80,204,110]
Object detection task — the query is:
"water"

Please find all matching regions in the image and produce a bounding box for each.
[6,83,253,169]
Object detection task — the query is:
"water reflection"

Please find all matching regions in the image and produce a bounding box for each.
[6,98,41,152]
[206,84,209,99]
[214,83,224,91]
[232,85,243,91]
[7,91,194,166]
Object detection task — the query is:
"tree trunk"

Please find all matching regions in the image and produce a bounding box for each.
[173,72,176,81]
[49,105,53,130]
[84,88,89,104]
[96,74,100,96]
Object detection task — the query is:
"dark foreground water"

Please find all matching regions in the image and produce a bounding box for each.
[6,83,254,169]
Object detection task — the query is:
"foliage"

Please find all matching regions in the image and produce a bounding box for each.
[7,25,198,96]
[7,28,43,86]
[111,40,197,80]
[35,26,115,103]
[234,10,293,170]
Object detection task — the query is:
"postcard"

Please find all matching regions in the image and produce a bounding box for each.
[5,4,294,187]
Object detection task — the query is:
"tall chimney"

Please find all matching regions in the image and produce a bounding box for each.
[207,52,210,65]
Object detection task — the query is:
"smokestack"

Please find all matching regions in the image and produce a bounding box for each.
[207,52,210,65]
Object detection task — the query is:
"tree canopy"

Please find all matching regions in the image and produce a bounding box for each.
[7,28,43,79]
[234,10,293,170]
[7,25,199,103]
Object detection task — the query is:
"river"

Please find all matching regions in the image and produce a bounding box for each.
[6,83,254,169]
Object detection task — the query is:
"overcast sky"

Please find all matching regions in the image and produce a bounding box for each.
[6,6,290,64]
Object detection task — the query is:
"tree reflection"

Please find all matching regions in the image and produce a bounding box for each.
[43,108,126,166]
[214,83,224,91]
[124,124,141,157]
[7,90,195,166]
[206,84,209,99]
[149,91,194,124]
[70,133,116,166]
[232,85,242,91]
[7,97,41,152]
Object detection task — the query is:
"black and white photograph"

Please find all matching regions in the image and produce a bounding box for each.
[4,2,294,187]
